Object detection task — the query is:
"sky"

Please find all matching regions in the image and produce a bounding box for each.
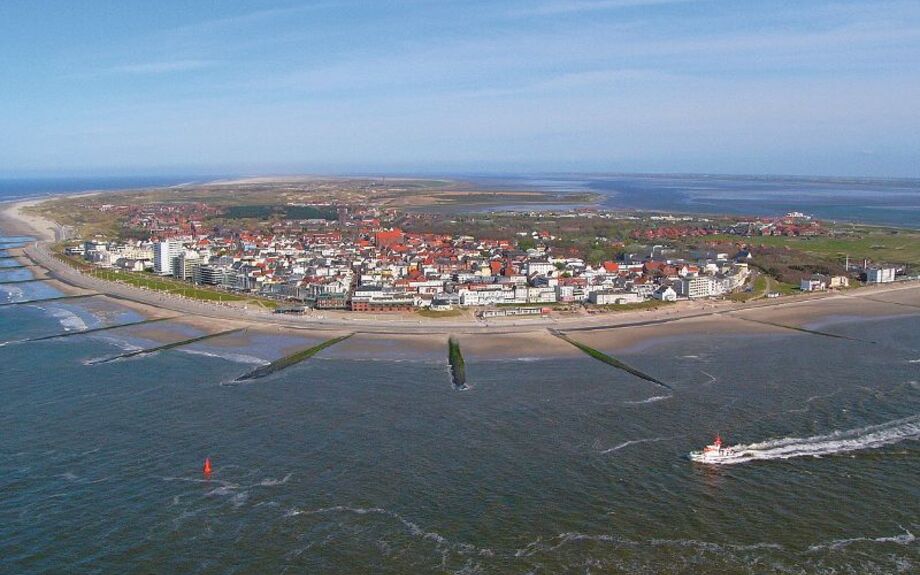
[1,0,919,177]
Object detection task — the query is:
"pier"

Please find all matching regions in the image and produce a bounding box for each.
[0,293,99,307]
[550,330,672,390]
[88,328,246,365]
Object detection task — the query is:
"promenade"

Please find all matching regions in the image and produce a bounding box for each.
[19,241,920,336]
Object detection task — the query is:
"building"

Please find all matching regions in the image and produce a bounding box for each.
[679,276,715,299]
[829,275,849,288]
[153,240,182,275]
[526,259,555,276]
[865,266,896,284]
[350,294,415,312]
[652,285,678,302]
[173,251,201,281]
[800,275,828,292]
[589,290,643,305]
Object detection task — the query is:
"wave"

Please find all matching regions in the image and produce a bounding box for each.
[259,473,293,487]
[178,348,269,366]
[708,415,920,464]
[516,532,783,557]
[623,395,672,405]
[700,370,717,384]
[600,436,677,454]
[284,505,493,557]
[807,527,915,552]
[32,305,88,332]
[2,285,24,302]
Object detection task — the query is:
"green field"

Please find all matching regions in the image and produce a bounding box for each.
[56,256,278,309]
[726,274,799,302]
[593,300,673,313]
[416,308,463,318]
[91,269,247,301]
[712,229,920,267]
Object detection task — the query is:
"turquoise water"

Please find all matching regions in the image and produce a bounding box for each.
[1,235,918,573]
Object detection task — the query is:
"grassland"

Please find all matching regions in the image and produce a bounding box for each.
[726,274,797,302]
[416,308,464,318]
[28,177,599,240]
[710,228,920,267]
[51,244,278,309]
[592,300,674,313]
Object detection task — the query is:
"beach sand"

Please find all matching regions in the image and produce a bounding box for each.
[454,330,582,360]
[318,332,447,361]
[0,198,59,241]
[731,290,919,327]
[563,315,789,355]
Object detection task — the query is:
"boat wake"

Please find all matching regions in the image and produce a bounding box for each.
[601,435,677,454]
[707,415,920,464]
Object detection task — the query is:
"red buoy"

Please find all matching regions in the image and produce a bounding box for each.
[203,457,212,476]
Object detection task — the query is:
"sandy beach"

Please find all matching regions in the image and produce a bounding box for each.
[0,198,61,241]
[1,194,917,355]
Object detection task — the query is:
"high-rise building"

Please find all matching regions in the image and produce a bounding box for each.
[153,240,182,275]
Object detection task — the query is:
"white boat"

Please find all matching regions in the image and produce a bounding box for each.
[689,434,740,464]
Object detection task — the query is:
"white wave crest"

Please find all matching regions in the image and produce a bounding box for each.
[2,286,24,302]
[624,395,672,405]
[284,505,493,557]
[43,306,88,332]
[178,348,269,366]
[516,532,783,557]
[708,415,920,464]
[807,527,915,552]
[259,473,292,487]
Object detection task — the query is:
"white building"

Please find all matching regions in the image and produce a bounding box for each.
[865,266,896,284]
[590,290,643,305]
[526,260,555,276]
[653,286,678,302]
[679,276,716,299]
[829,275,849,288]
[800,276,827,292]
[153,240,182,275]
[526,286,557,304]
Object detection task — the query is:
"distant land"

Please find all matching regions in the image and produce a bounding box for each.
[2,173,918,229]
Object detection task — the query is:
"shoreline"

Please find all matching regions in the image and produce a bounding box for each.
[15,240,920,337]
[2,191,918,340]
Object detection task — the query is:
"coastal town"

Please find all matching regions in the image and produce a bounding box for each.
[61,199,907,315]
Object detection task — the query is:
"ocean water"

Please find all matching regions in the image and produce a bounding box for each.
[0,176,216,203]
[467,174,920,228]
[1,235,919,573]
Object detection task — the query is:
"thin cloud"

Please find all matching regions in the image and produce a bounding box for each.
[513,0,697,16]
[108,60,215,74]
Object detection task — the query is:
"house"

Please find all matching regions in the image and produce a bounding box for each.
[590,290,643,305]
[800,275,827,292]
[829,275,849,288]
[865,266,896,284]
[652,285,678,302]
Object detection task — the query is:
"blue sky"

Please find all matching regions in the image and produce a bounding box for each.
[1,0,919,177]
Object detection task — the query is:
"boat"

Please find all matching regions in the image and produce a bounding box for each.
[689,434,738,463]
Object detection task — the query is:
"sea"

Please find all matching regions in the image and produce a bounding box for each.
[465,174,920,229]
[1,230,919,573]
